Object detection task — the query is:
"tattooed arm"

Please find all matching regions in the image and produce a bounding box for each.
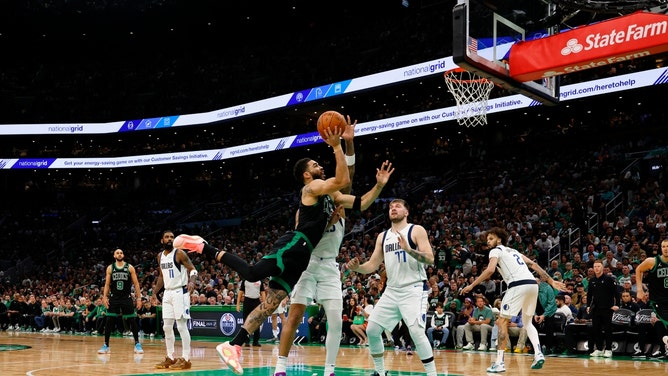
[397,224,434,265]
[521,254,567,291]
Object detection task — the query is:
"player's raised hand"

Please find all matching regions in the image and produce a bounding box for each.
[322,126,344,148]
[396,229,411,252]
[376,160,394,187]
[342,116,357,142]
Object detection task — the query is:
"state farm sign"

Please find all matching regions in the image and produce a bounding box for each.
[509,11,668,81]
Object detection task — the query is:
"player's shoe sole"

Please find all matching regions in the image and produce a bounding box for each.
[216,342,244,375]
[173,234,205,253]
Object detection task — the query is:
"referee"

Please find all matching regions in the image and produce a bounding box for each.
[586,259,619,358]
[237,280,265,347]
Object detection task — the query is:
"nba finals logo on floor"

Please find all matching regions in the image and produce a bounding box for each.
[220,312,237,336]
[0,344,31,351]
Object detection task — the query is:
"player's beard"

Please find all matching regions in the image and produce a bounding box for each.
[390,213,405,223]
[163,241,173,251]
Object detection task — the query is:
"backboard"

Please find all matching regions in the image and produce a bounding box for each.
[452,0,560,105]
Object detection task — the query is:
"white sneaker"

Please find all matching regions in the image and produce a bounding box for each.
[590,350,603,357]
[462,343,475,350]
[489,346,497,351]
[477,344,488,351]
[487,362,506,373]
[603,350,613,358]
[663,335,668,351]
[531,353,545,369]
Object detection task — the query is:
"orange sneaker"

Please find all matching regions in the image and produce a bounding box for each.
[170,357,192,370]
[173,234,206,253]
[216,341,244,375]
[155,356,176,369]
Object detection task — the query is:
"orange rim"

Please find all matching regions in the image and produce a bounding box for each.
[444,68,493,85]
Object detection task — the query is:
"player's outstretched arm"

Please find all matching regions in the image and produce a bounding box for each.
[461,257,498,295]
[333,160,394,211]
[347,233,385,274]
[522,254,566,291]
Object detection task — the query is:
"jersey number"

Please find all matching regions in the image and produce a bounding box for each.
[116,281,124,290]
[394,250,407,263]
[513,254,525,265]
[168,269,175,278]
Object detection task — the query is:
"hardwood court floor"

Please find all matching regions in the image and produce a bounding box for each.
[1,331,667,375]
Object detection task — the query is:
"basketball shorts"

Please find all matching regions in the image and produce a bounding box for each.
[500,282,539,318]
[107,297,135,317]
[368,282,428,331]
[162,287,191,320]
[263,231,312,293]
[291,255,342,305]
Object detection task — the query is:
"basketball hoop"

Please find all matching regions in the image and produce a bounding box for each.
[444,67,495,127]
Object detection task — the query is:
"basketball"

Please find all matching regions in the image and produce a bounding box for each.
[316,111,346,139]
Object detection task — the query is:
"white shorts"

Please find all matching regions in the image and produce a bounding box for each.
[499,282,538,318]
[291,256,343,305]
[368,283,428,331]
[162,288,191,320]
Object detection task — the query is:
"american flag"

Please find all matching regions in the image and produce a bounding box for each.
[468,37,478,55]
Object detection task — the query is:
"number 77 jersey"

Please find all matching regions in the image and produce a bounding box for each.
[382,224,428,289]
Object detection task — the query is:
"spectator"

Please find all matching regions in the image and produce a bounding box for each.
[308,303,327,343]
[138,299,157,338]
[454,297,474,349]
[427,302,450,349]
[562,294,593,354]
[350,296,373,346]
[461,296,494,351]
[555,295,573,322]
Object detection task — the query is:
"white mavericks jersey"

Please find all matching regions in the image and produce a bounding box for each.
[312,216,345,258]
[382,224,428,288]
[488,245,534,283]
[160,249,188,290]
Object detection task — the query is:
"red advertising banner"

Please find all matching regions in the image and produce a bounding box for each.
[509,11,668,82]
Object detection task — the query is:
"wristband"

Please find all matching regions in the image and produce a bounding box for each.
[353,196,362,211]
[345,154,356,166]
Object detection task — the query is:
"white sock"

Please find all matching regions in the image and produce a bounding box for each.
[275,355,287,374]
[496,349,505,364]
[424,360,437,376]
[372,356,385,374]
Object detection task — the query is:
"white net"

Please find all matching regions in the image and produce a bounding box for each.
[444,68,495,127]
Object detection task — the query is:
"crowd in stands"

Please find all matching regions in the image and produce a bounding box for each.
[1,0,668,358]
[1,100,666,355]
